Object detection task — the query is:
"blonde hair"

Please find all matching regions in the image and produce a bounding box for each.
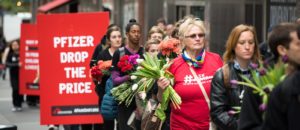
[223,24,261,63]
[144,39,160,52]
[178,17,206,42]
[147,26,165,40]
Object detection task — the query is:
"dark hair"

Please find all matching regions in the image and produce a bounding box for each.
[156,18,166,25]
[268,23,298,60]
[125,19,140,33]
[107,24,117,29]
[8,39,20,53]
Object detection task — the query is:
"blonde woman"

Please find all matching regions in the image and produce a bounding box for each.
[157,17,223,130]
[147,26,165,42]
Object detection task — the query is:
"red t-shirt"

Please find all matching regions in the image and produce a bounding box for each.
[169,51,223,130]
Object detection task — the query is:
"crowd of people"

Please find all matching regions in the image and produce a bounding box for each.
[1,15,300,130]
[91,16,300,130]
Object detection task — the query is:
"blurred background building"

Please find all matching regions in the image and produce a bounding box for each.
[0,0,299,55]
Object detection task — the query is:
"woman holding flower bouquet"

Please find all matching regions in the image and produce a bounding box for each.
[157,17,223,130]
[94,26,123,130]
[210,24,261,130]
[111,19,143,130]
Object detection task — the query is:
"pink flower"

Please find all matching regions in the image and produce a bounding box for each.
[128,54,140,65]
[228,110,237,116]
[250,63,258,69]
[259,103,267,111]
[230,80,238,88]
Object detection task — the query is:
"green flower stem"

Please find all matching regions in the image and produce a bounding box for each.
[154,85,182,121]
[236,81,266,95]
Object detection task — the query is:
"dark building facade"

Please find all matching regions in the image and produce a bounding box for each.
[32,0,299,55]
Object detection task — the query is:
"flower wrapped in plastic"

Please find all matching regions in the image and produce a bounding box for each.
[232,61,286,111]
[90,60,112,83]
[130,53,182,121]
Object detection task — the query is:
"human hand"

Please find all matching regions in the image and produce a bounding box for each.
[157,77,170,90]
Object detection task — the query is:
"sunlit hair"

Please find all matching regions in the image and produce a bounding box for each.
[144,39,160,52]
[178,17,206,42]
[223,24,260,63]
[147,26,165,40]
[171,15,195,39]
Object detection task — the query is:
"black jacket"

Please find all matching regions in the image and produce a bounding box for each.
[210,62,246,130]
[6,51,20,90]
[263,70,300,130]
[239,87,263,130]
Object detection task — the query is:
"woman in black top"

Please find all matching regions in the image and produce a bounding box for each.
[111,19,143,130]
[95,26,123,130]
[6,39,23,112]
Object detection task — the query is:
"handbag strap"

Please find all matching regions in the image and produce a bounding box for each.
[189,66,211,109]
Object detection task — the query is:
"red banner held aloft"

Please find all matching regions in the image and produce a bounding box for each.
[38,12,109,125]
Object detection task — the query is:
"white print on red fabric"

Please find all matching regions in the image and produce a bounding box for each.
[183,74,213,85]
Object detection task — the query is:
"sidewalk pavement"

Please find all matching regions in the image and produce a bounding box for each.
[0,76,48,130]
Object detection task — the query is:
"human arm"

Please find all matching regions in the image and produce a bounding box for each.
[111,49,130,86]
[210,69,238,130]
[89,44,102,68]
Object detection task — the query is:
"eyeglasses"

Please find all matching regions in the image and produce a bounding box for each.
[185,33,205,39]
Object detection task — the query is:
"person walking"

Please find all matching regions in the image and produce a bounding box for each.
[210,24,261,130]
[6,39,23,112]
[157,17,223,130]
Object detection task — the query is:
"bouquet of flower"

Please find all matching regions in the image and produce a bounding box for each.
[110,54,141,106]
[117,54,140,73]
[90,60,112,83]
[231,61,286,111]
[132,53,181,121]
[159,38,181,61]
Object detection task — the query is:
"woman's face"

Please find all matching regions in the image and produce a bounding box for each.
[234,30,255,61]
[127,25,141,45]
[11,41,19,51]
[150,33,163,42]
[109,31,122,48]
[183,26,205,51]
[147,44,159,56]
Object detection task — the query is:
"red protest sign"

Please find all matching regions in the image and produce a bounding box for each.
[37,12,109,125]
[20,23,40,95]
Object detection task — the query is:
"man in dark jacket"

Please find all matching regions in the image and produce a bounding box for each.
[263,70,300,130]
[263,22,300,130]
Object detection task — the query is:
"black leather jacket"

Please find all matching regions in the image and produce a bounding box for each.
[210,62,247,130]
